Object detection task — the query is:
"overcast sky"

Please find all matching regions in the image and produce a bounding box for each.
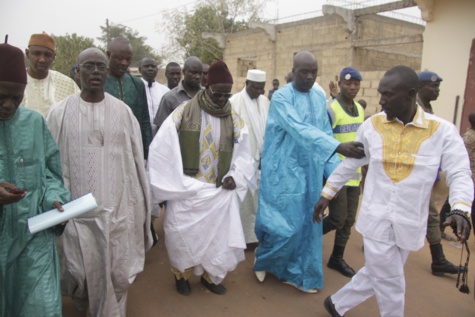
[1,0,420,57]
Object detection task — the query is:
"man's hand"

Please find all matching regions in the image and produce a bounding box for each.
[0,182,26,205]
[222,177,236,190]
[52,201,64,212]
[443,213,471,244]
[336,142,365,159]
[52,201,67,226]
[313,197,330,223]
[329,81,339,98]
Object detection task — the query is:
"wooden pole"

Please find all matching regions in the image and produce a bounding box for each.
[453,95,460,125]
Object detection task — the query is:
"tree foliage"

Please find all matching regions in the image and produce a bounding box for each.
[97,22,162,67]
[163,0,266,63]
[52,33,95,76]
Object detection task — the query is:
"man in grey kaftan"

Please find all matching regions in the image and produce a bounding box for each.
[46,48,152,317]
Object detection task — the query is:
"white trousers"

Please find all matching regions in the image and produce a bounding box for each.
[332,235,410,317]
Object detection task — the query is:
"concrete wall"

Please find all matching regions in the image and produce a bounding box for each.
[224,13,423,99]
[354,15,423,72]
[225,27,275,93]
[358,70,385,116]
[419,0,475,127]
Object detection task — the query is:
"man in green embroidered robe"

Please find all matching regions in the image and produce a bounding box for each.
[104,37,152,158]
[0,41,70,317]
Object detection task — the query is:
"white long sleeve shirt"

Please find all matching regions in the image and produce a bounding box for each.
[141,78,169,135]
[322,106,473,251]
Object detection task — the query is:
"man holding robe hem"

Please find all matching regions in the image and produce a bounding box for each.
[148,60,255,296]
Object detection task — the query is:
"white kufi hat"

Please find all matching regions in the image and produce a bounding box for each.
[246,69,266,82]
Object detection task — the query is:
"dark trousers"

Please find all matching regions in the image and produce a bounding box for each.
[323,186,360,247]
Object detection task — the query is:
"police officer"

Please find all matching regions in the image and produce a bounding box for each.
[417,70,462,276]
[417,70,442,114]
[324,67,365,277]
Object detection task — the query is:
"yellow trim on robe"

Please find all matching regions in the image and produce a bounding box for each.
[371,107,440,183]
[454,202,472,208]
[325,183,340,193]
[321,192,334,200]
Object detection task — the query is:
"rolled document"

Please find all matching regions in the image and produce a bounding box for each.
[28,193,98,234]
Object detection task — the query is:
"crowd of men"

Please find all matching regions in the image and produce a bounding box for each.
[0,31,473,317]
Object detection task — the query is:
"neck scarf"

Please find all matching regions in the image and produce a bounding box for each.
[179,90,234,187]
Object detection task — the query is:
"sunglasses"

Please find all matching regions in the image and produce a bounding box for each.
[209,86,232,99]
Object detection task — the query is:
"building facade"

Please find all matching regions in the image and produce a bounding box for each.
[223,4,424,115]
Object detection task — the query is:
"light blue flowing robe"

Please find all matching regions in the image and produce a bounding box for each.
[0,107,70,316]
[254,83,340,291]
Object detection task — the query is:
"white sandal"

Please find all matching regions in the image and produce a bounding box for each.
[254,247,266,282]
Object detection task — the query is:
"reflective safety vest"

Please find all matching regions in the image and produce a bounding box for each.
[327,99,365,186]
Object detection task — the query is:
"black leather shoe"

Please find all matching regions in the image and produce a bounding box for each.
[327,256,356,277]
[431,259,465,276]
[200,276,227,295]
[175,277,191,296]
[324,296,343,317]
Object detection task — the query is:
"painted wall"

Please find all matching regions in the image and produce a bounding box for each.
[419,0,475,127]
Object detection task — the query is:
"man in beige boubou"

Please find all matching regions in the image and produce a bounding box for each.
[22,32,79,115]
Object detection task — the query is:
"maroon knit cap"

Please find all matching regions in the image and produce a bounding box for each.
[0,38,27,84]
[207,60,233,86]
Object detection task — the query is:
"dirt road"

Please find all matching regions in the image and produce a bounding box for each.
[63,214,475,317]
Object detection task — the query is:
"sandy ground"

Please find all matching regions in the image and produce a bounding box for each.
[63,186,475,317]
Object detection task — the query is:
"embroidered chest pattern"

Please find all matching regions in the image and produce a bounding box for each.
[372,116,439,183]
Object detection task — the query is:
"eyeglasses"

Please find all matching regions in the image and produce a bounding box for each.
[79,63,109,72]
[209,86,232,99]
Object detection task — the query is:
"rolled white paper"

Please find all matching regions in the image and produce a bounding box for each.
[28,193,98,234]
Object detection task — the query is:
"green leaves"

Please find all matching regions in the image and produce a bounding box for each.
[51,33,94,76]
[163,0,266,63]
[97,23,163,67]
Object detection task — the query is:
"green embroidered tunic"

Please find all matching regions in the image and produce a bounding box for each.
[0,107,70,317]
[105,74,152,158]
